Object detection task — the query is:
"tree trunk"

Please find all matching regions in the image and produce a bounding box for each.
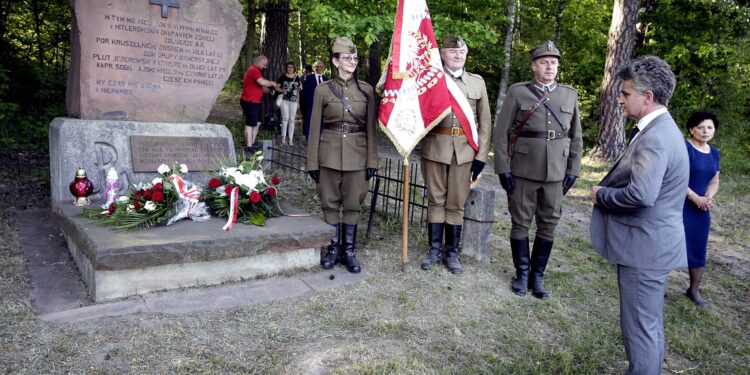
[494,0,517,128]
[260,0,291,121]
[366,38,382,88]
[244,0,258,72]
[591,0,638,162]
[555,0,567,45]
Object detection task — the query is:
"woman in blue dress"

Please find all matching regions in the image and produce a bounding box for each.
[683,111,721,307]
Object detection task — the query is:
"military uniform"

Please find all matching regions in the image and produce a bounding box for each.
[306,37,378,273]
[492,41,582,298]
[419,35,491,275]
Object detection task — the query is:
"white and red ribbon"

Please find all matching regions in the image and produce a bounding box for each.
[222,186,240,231]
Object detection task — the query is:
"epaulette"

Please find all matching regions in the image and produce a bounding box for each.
[509,81,532,89]
[465,71,485,81]
[557,83,578,93]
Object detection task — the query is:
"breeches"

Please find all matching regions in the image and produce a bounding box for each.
[318,167,368,225]
[421,156,472,225]
[279,100,298,140]
[507,177,562,240]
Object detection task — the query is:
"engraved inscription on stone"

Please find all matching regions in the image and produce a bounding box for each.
[130,135,230,172]
[68,0,247,122]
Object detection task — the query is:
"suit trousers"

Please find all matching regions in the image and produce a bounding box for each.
[318,167,368,225]
[617,264,670,375]
[508,177,562,240]
[421,155,472,225]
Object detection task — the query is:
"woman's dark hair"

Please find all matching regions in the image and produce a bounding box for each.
[331,52,371,108]
[285,61,295,69]
[686,111,719,131]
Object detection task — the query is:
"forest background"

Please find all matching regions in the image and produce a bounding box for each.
[1,0,749,172]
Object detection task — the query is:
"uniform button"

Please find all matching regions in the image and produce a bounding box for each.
[343,134,347,138]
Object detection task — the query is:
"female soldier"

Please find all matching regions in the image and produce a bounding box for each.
[306,37,378,273]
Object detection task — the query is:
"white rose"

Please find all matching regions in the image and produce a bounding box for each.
[250,170,266,186]
[157,164,170,174]
[238,164,244,172]
[179,164,188,174]
[118,196,130,204]
[152,177,163,185]
[144,201,157,212]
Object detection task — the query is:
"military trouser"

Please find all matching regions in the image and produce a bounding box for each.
[421,155,472,225]
[318,167,368,225]
[508,177,562,241]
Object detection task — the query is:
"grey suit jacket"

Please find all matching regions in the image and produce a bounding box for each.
[590,112,689,270]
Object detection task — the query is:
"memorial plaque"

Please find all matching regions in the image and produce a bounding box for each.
[130,135,231,172]
[67,0,246,122]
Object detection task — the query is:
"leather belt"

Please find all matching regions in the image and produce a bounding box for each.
[433,127,464,136]
[518,130,568,140]
[323,122,365,133]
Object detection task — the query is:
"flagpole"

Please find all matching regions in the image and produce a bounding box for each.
[401,157,410,271]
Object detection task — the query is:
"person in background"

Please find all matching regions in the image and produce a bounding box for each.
[306,37,378,273]
[682,111,721,307]
[302,60,329,140]
[275,61,301,146]
[299,64,313,118]
[418,34,490,275]
[240,55,276,152]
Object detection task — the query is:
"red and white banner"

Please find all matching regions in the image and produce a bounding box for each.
[378,0,478,157]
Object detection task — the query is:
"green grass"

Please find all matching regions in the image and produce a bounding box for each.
[0,157,748,374]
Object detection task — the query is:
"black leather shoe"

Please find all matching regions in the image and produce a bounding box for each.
[320,223,341,269]
[443,224,463,275]
[529,237,553,299]
[341,224,361,273]
[510,237,530,296]
[421,223,444,270]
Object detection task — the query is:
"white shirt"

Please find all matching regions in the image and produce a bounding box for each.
[633,107,668,142]
[446,68,464,79]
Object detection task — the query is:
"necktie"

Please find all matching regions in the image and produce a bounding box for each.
[629,126,640,144]
[317,75,321,85]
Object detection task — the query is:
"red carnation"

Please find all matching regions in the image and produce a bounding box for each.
[143,189,152,200]
[134,201,141,211]
[153,182,164,192]
[208,178,222,189]
[134,190,144,197]
[271,175,281,185]
[249,191,262,204]
[266,186,277,198]
[225,184,234,193]
[108,203,117,213]
[151,191,165,202]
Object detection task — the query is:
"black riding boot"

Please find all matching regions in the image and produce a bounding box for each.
[421,223,444,270]
[529,236,553,299]
[320,223,341,269]
[443,224,463,275]
[341,224,361,273]
[510,237,530,296]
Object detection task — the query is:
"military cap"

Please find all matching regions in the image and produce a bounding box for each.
[442,35,466,49]
[332,37,357,55]
[530,40,561,60]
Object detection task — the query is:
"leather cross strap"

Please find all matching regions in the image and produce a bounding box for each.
[508,90,552,154]
[527,83,565,128]
[327,82,365,125]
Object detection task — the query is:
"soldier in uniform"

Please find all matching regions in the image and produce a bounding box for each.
[307,37,379,273]
[419,35,491,275]
[493,41,583,298]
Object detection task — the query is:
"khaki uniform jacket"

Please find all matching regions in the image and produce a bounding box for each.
[307,76,379,171]
[420,70,491,165]
[493,81,582,182]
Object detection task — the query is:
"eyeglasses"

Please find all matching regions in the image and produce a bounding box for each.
[339,56,359,63]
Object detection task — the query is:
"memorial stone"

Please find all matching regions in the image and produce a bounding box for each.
[67,0,246,122]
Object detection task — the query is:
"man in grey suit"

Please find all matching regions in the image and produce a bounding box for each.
[590,56,689,375]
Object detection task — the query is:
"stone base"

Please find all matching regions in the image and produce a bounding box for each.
[52,202,332,302]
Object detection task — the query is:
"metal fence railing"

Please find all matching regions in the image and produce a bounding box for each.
[265,142,428,230]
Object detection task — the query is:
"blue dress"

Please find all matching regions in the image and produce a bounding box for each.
[682,141,720,267]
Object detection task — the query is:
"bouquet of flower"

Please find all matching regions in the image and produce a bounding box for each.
[83,163,210,230]
[203,152,282,230]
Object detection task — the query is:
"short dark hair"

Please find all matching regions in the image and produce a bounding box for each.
[686,111,719,131]
[304,64,313,72]
[285,61,295,68]
[616,56,676,106]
